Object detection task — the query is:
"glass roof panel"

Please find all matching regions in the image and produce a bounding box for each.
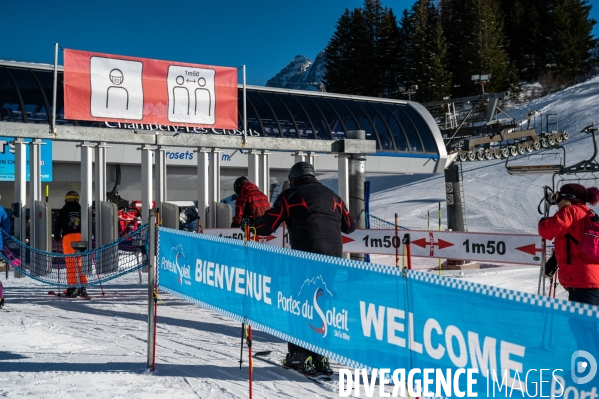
[325,98,359,135]
[341,100,380,150]
[307,97,346,140]
[260,92,297,139]
[277,94,315,140]
[402,105,437,153]
[294,96,331,140]
[358,101,396,151]
[384,104,424,152]
[247,91,281,138]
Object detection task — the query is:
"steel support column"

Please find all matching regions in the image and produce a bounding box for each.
[80,142,94,249]
[293,150,306,163]
[247,149,260,186]
[13,139,27,278]
[347,131,366,261]
[259,150,271,196]
[94,142,109,247]
[444,162,465,232]
[140,145,155,223]
[155,146,168,214]
[197,148,210,226]
[28,139,42,249]
[208,148,221,228]
[337,154,349,205]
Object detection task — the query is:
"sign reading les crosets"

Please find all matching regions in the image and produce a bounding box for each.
[64,49,238,129]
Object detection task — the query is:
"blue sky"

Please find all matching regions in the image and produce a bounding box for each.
[1,0,598,86]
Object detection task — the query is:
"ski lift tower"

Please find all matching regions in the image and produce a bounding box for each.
[423,76,569,234]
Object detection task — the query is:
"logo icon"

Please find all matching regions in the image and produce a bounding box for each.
[571,350,597,384]
[166,244,190,284]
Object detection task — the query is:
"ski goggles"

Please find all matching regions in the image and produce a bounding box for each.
[556,192,577,202]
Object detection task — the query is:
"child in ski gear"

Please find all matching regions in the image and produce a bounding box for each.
[538,183,599,305]
[53,190,88,297]
[231,176,271,228]
[249,162,356,374]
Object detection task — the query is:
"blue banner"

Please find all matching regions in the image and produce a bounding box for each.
[0,137,53,181]
[158,228,599,398]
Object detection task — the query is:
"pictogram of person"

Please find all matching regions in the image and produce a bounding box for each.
[194,77,212,116]
[106,69,129,110]
[172,75,190,115]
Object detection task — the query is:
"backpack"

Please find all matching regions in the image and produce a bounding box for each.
[566,210,599,264]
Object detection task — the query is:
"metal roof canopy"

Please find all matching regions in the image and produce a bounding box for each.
[0,121,376,154]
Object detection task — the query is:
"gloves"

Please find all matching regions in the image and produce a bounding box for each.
[231,221,240,228]
[545,252,558,278]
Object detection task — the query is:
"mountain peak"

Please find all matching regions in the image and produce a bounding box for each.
[266,52,326,92]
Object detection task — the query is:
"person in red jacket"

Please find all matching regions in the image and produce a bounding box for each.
[231,176,271,228]
[538,183,599,306]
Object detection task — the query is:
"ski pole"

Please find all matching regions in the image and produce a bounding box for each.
[247,324,253,399]
[239,322,245,369]
[395,214,399,268]
[403,234,412,272]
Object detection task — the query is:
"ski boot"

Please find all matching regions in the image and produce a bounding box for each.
[78,287,88,298]
[284,353,316,374]
[0,297,4,309]
[65,288,78,297]
[315,356,333,376]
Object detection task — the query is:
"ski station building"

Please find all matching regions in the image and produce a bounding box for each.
[0,56,448,247]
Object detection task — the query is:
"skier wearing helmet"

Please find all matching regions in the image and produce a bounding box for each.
[248,161,356,375]
[53,190,88,297]
[230,176,270,228]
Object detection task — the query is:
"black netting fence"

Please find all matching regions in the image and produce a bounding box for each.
[1,224,149,288]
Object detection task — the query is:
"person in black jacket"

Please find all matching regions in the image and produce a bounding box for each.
[53,190,88,297]
[249,161,356,374]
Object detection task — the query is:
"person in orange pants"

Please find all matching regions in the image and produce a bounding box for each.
[53,190,88,297]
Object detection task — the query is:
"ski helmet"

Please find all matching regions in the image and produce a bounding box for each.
[234,176,249,195]
[288,162,316,186]
[65,190,80,202]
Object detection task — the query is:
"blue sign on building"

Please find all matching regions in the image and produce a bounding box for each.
[0,138,53,181]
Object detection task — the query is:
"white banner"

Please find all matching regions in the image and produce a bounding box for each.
[201,228,542,265]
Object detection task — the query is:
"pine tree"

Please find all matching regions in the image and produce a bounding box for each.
[396,8,416,97]
[500,0,552,80]
[550,0,597,78]
[426,8,452,101]
[323,10,356,94]
[406,0,451,102]
[439,0,468,95]
[441,0,518,96]
[323,0,402,97]
[377,9,402,98]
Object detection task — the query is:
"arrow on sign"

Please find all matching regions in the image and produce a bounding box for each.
[412,238,427,248]
[342,235,354,244]
[515,244,543,256]
[250,235,277,242]
[412,238,454,249]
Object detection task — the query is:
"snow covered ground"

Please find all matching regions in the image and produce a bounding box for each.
[2,74,599,398]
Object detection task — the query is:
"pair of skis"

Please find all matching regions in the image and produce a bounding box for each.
[253,351,334,387]
[47,291,91,300]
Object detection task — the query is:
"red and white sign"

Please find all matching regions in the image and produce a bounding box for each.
[64,49,238,129]
[200,228,542,265]
[342,229,543,265]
